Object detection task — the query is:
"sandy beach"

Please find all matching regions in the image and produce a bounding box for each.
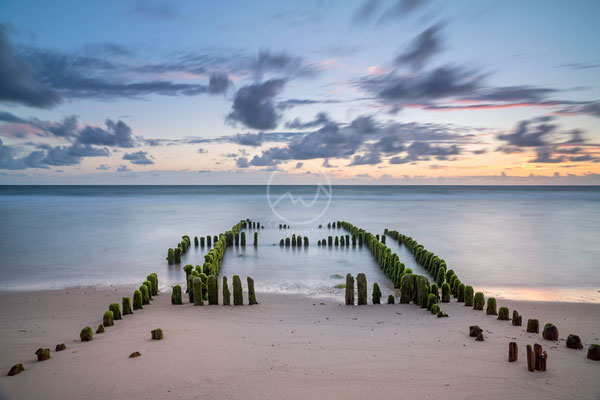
[1,285,598,400]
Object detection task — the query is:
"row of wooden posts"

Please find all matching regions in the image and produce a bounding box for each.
[317,234,364,247]
[171,274,257,306]
[167,219,261,265]
[280,234,309,247]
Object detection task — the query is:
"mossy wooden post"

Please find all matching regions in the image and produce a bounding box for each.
[247,277,258,305]
[200,237,205,247]
[387,294,395,304]
[486,297,497,315]
[167,248,175,264]
[254,232,258,247]
[526,345,534,371]
[509,342,518,362]
[143,280,153,301]
[109,303,122,320]
[457,283,465,303]
[527,319,539,333]
[285,238,290,247]
[7,364,24,376]
[543,323,559,341]
[151,328,164,340]
[207,275,219,305]
[427,293,438,311]
[280,239,284,246]
[512,310,522,326]
[303,236,309,246]
[35,348,50,361]
[356,273,367,305]
[194,236,199,247]
[335,236,339,246]
[473,292,485,310]
[464,285,474,307]
[174,247,181,263]
[223,276,231,306]
[122,297,133,315]
[328,236,333,246]
[372,283,381,304]
[103,310,114,327]
[345,274,355,305]
[441,283,450,302]
[192,278,203,306]
[498,306,509,320]
[80,327,93,342]
[233,275,243,305]
[587,344,600,360]
[400,273,412,304]
[133,289,143,310]
[147,273,158,296]
[140,284,150,305]
[431,304,440,315]
[171,285,183,305]
[207,235,212,247]
[241,232,246,246]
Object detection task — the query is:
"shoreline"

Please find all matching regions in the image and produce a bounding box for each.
[1,286,599,400]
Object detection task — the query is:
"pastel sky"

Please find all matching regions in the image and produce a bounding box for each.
[1,0,599,184]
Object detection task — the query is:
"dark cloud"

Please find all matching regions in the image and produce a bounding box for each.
[389,142,460,164]
[0,26,61,108]
[227,79,287,130]
[295,162,303,169]
[97,164,110,170]
[207,73,231,95]
[285,112,331,129]
[352,0,382,24]
[116,164,131,172]
[529,147,564,164]
[497,117,557,147]
[277,98,341,110]
[252,49,318,80]
[235,157,250,168]
[0,110,27,124]
[353,0,431,25]
[234,132,264,147]
[123,151,154,165]
[77,120,135,148]
[395,24,443,70]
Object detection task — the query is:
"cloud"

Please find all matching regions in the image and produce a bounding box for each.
[395,24,443,70]
[116,164,131,172]
[123,151,154,165]
[353,0,431,25]
[529,147,564,163]
[197,147,207,154]
[235,157,250,168]
[227,79,287,130]
[389,142,460,164]
[252,49,319,80]
[77,120,135,148]
[295,162,303,169]
[234,132,264,146]
[497,117,557,147]
[97,164,110,170]
[130,2,179,20]
[352,0,382,24]
[285,112,331,129]
[207,72,231,95]
[0,26,61,108]
[322,159,336,168]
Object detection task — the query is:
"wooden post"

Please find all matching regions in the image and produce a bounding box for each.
[526,344,535,372]
[509,342,518,362]
[534,344,543,371]
[345,274,354,305]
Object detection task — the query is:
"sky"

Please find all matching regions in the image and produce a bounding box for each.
[1,0,599,184]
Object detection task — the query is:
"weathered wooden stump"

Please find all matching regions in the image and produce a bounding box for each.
[587,344,600,360]
[151,328,164,340]
[498,306,509,321]
[400,273,412,304]
[469,325,483,337]
[122,297,133,315]
[109,303,122,320]
[7,364,24,376]
[356,273,367,305]
[80,326,93,341]
[171,285,183,305]
[192,277,203,306]
[147,273,158,296]
[526,344,535,371]
[55,343,66,352]
[247,277,258,305]
[486,297,497,315]
[542,323,559,341]
[254,232,258,246]
[129,351,142,358]
[464,285,474,307]
[533,344,546,371]
[222,276,231,306]
[372,282,381,304]
[133,289,143,310]
[345,274,355,305]
[35,348,50,361]
[103,310,114,327]
[508,342,518,362]
[512,310,522,326]
[473,292,485,310]
[207,275,219,305]
[139,284,150,305]
[441,283,450,302]
[96,324,104,334]
[387,294,395,304]
[527,319,539,333]
[233,275,243,306]
[566,334,583,350]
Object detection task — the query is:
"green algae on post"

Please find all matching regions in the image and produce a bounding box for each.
[498,306,509,320]
[441,282,450,302]
[222,276,231,306]
[430,304,440,315]
[96,324,104,334]
[103,310,114,327]
[140,284,150,305]
[543,323,559,341]
[473,292,485,310]
[147,273,158,296]
[171,285,183,305]
[55,343,66,351]
[7,364,24,376]
[109,302,122,320]
[35,348,50,361]
[247,276,258,305]
[464,285,474,307]
[122,297,133,315]
[486,297,497,316]
[387,294,395,304]
[207,275,219,305]
[192,278,203,306]
[80,326,93,341]
[457,283,465,303]
[527,318,539,333]
[427,293,438,311]
[372,282,381,304]
[133,289,143,310]
[233,275,243,306]
[512,310,522,326]
[356,273,367,305]
[151,328,164,340]
[143,280,153,301]
[345,273,355,305]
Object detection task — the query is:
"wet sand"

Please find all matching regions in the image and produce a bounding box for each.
[0,286,599,400]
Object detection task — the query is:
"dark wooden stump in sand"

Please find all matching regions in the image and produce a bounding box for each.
[526,345,535,372]
[345,274,354,305]
[566,334,583,350]
[356,273,367,305]
[512,310,522,326]
[533,344,547,371]
[508,342,518,362]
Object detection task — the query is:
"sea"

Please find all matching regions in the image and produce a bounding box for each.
[0,185,598,303]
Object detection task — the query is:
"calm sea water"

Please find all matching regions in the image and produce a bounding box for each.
[0,185,598,302]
